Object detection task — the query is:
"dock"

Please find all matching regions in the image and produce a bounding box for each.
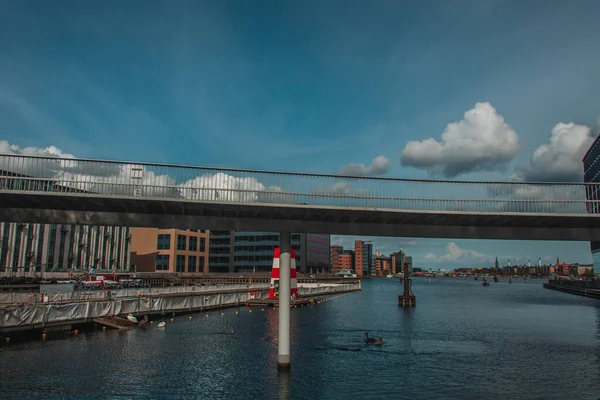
[543,280,600,300]
[93,316,141,330]
[246,297,316,307]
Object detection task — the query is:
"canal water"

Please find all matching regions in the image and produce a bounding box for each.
[1,278,598,400]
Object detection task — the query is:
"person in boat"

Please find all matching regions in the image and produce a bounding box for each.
[374,337,384,345]
[364,332,376,343]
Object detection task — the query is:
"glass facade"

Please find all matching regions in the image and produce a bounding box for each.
[156,254,169,271]
[157,234,171,250]
[176,255,185,272]
[305,234,331,272]
[189,236,197,252]
[177,234,186,250]
[583,134,600,273]
[209,231,232,273]
[188,255,196,272]
[208,231,330,273]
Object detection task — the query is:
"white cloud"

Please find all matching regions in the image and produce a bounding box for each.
[400,102,519,178]
[0,140,296,203]
[423,242,494,265]
[518,122,595,182]
[179,172,265,202]
[338,155,390,176]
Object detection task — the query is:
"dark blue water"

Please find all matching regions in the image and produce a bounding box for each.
[1,278,599,400]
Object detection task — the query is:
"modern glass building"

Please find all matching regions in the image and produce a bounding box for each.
[582,133,600,273]
[0,222,131,277]
[208,232,330,273]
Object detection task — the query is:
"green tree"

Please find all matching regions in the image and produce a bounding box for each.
[382,268,390,276]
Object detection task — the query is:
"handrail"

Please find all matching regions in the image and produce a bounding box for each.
[0,153,593,186]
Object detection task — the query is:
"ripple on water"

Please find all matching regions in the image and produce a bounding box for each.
[0,279,598,400]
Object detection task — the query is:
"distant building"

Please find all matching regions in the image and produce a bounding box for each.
[583,133,600,273]
[207,232,330,274]
[330,245,343,273]
[390,251,409,275]
[375,255,391,275]
[405,256,413,274]
[0,222,130,277]
[340,250,355,271]
[354,240,373,276]
[130,228,209,275]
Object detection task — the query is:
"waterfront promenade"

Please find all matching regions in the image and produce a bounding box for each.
[0,281,361,334]
[543,279,600,299]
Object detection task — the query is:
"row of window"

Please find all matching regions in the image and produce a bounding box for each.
[157,234,206,252]
[155,254,206,272]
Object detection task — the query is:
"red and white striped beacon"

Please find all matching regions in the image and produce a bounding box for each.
[268,248,298,299]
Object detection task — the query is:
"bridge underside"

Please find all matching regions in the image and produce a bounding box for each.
[1,193,599,241]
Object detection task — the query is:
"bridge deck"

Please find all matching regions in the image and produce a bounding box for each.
[1,192,599,240]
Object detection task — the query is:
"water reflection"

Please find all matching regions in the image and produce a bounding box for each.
[277,367,291,400]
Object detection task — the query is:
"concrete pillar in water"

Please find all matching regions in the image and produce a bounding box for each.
[278,231,291,368]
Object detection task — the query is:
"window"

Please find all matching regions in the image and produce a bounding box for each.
[156,255,170,271]
[176,255,185,272]
[177,234,186,250]
[198,256,205,273]
[199,238,206,252]
[157,234,171,250]
[189,236,197,252]
[188,255,197,272]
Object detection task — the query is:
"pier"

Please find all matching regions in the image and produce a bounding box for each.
[543,279,600,300]
[0,281,361,334]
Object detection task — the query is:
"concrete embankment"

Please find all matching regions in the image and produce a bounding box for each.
[543,280,600,300]
[0,282,361,334]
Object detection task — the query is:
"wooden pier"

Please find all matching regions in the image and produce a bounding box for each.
[93,316,142,330]
[246,297,315,307]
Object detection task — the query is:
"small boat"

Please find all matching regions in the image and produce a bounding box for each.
[157,321,166,328]
[221,329,234,334]
[364,332,376,343]
[493,276,499,283]
[127,314,138,323]
[373,337,384,345]
[386,275,393,279]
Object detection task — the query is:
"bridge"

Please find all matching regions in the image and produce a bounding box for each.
[1,154,600,367]
[1,154,600,241]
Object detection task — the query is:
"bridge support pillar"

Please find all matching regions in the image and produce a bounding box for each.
[278,231,291,369]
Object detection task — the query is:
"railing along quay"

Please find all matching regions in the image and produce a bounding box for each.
[1,154,600,215]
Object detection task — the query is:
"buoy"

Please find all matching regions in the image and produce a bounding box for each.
[189,316,192,320]
[249,309,252,313]
[102,326,107,331]
[150,321,154,324]
[221,312,224,316]
[205,314,208,318]
[170,318,174,322]
[42,333,47,341]
[261,308,264,311]
[5,337,10,343]
[235,311,238,315]
[73,329,79,335]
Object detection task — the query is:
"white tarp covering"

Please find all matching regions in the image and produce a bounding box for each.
[0,283,360,330]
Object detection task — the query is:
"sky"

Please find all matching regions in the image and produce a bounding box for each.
[1,0,600,269]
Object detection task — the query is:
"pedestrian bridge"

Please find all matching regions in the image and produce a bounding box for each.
[1,154,599,241]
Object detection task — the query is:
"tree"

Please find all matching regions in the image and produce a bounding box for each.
[382,268,390,276]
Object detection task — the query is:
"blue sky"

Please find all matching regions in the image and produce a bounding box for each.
[1,0,600,268]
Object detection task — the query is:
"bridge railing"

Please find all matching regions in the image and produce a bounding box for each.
[1,154,599,215]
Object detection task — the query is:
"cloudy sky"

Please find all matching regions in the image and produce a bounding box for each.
[1,0,600,269]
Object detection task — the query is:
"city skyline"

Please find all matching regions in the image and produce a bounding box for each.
[330,236,591,270]
[1,1,600,266]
